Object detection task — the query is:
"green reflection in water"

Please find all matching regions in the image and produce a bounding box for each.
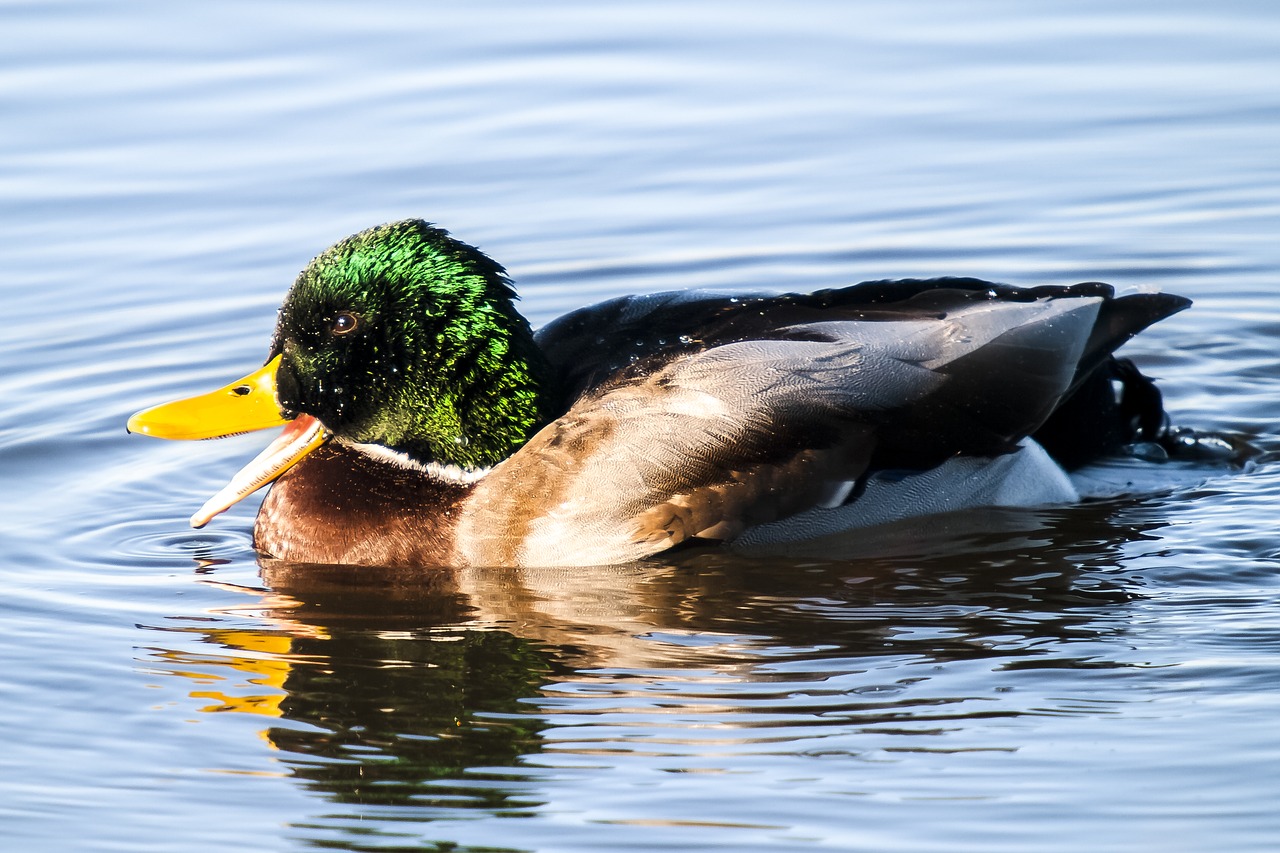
[142,499,1174,851]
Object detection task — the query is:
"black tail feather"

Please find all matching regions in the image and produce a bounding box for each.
[1033,357,1166,471]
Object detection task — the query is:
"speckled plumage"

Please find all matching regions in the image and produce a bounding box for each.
[271,220,553,469]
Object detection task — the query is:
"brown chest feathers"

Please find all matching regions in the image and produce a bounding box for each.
[254,443,471,567]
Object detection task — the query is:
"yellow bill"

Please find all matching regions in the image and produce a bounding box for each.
[127,354,289,440]
[128,354,329,527]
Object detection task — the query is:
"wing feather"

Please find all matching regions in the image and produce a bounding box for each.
[461,288,1164,566]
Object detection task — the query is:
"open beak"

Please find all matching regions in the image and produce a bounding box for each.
[128,354,329,527]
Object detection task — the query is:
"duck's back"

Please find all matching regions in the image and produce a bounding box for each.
[457,280,1187,567]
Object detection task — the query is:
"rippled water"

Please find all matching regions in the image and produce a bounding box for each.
[4,1,1280,850]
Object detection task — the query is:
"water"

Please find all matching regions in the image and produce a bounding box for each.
[3,1,1280,850]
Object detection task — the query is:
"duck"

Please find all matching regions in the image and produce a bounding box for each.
[129,219,1193,568]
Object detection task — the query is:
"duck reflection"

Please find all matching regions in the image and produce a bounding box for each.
[147,499,1169,826]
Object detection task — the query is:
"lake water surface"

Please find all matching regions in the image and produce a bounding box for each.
[4,2,1280,851]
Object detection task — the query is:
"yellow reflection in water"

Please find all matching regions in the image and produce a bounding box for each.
[151,605,327,724]
[186,630,297,717]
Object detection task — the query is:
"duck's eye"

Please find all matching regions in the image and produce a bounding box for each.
[331,312,359,336]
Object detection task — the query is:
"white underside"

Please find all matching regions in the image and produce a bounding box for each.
[730,437,1079,549]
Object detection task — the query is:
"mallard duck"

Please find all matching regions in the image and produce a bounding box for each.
[129,219,1190,568]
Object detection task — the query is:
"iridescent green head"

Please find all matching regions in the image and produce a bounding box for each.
[269,220,553,469]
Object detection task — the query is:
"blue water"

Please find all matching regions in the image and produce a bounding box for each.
[4,1,1280,850]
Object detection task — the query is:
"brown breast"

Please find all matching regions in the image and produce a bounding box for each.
[254,442,472,568]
